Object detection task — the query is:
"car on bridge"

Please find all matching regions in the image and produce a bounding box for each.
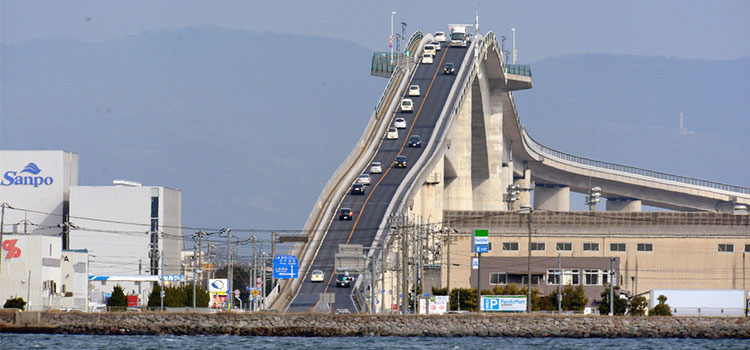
[430,41,441,51]
[434,31,446,42]
[355,173,371,185]
[310,270,324,283]
[370,161,382,174]
[395,155,407,168]
[421,53,434,64]
[350,183,366,195]
[444,63,455,75]
[423,44,436,55]
[387,127,399,140]
[408,85,420,97]
[394,117,407,129]
[400,98,414,112]
[408,135,422,148]
[336,273,353,288]
[338,208,354,220]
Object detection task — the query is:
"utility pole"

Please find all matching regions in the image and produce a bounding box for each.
[225,228,233,310]
[526,209,533,313]
[558,254,562,313]
[193,233,198,308]
[252,235,257,311]
[609,257,615,316]
[446,227,451,293]
[401,213,408,315]
[197,231,203,286]
[160,240,164,311]
[271,232,277,290]
[0,203,6,282]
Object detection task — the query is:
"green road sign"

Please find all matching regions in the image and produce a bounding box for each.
[405,50,411,58]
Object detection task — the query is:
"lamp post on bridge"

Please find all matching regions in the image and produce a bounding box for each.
[390,11,397,64]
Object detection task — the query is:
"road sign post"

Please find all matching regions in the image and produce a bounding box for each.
[273,255,299,279]
[473,230,490,311]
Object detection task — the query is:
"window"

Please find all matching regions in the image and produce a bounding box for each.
[531,242,545,251]
[718,244,734,253]
[547,269,561,285]
[583,243,599,252]
[563,270,580,285]
[584,270,600,285]
[746,244,750,253]
[502,242,519,251]
[601,270,610,285]
[490,273,507,285]
[521,275,540,285]
[610,243,626,252]
[556,242,572,251]
[637,243,653,252]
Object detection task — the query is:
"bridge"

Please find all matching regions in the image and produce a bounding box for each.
[271,28,750,314]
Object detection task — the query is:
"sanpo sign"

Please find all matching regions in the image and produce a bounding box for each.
[1,162,54,188]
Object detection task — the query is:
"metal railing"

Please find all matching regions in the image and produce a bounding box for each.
[374,31,423,118]
[505,64,532,77]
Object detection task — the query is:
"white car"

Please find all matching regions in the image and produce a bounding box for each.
[386,127,398,140]
[394,117,407,129]
[355,173,371,186]
[434,31,447,42]
[422,53,434,64]
[423,44,436,55]
[310,270,324,283]
[370,161,382,174]
[430,41,441,51]
[400,99,413,112]
[408,85,420,96]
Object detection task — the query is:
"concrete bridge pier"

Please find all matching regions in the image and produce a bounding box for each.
[606,198,643,212]
[534,184,570,211]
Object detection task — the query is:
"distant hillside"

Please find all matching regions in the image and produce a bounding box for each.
[513,54,750,187]
[1,27,384,233]
[2,30,748,234]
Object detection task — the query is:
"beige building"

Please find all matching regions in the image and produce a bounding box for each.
[440,211,750,299]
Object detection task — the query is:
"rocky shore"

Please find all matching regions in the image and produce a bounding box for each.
[1,311,749,338]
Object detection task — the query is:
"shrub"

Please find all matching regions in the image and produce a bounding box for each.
[649,294,672,316]
[107,285,129,310]
[3,297,26,310]
[628,295,648,316]
[598,286,627,315]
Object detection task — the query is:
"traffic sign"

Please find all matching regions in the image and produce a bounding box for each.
[405,50,410,58]
[234,289,240,296]
[251,288,259,297]
[273,255,299,279]
[473,229,489,253]
[256,277,262,283]
[245,286,250,291]
[472,257,479,270]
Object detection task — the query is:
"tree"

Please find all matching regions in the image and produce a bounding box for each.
[107,285,129,310]
[3,297,26,310]
[431,287,448,296]
[543,285,589,312]
[628,295,648,316]
[147,283,210,308]
[649,294,672,316]
[598,286,627,315]
[449,288,477,311]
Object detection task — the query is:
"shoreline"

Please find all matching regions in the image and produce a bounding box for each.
[1,311,748,338]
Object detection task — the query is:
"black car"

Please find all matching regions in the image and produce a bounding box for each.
[444,63,455,75]
[395,155,407,168]
[350,183,366,195]
[339,208,354,220]
[408,134,422,148]
[336,274,354,288]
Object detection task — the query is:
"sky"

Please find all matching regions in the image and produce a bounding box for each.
[2,1,749,63]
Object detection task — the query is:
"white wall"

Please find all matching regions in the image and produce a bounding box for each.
[0,235,63,310]
[0,150,78,235]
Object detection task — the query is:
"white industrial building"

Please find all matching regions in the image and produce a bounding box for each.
[1,150,185,308]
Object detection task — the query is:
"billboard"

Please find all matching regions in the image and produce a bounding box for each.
[480,295,527,312]
[208,278,228,292]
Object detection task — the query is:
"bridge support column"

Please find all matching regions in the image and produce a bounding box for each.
[534,184,570,211]
[606,198,642,212]
[444,79,474,211]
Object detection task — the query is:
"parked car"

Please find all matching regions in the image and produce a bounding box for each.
[400,98,414,112]
[336,273,354,288]
[370,161,382,174]
[310,270,324,282]
[394,117,407,129]
[408,134,422,148]
[386,127,398,140]
[355,173,371,185]
[444,62,455,75]
[395,155,407,168]
[350,183,366,195]
[422,53,434,64]
[408,85,420,96]
[339,208,354,220]
[434,31,447,42]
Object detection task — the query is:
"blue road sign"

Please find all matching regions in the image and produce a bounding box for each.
[273,255,299,279]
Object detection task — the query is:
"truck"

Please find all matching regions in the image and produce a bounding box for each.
[648,289,747,316]
[448,25,469,47]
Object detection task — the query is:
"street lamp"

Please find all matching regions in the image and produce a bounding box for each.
[519,204,534,313]
[390,12,397,64]
[505,184,521,210]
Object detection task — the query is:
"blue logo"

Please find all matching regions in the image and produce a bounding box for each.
[1,162,54,187]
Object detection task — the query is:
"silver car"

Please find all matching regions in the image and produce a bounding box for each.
[370,162,383,174]
[355,173,371,185]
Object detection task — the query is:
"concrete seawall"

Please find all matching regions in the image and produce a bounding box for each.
[1,311,749,338]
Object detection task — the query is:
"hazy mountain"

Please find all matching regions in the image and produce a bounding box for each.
[2,28,748,237]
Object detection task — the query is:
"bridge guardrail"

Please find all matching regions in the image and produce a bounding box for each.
[273,31,424,312]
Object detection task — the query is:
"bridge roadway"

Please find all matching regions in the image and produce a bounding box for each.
[287,45,469,313]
